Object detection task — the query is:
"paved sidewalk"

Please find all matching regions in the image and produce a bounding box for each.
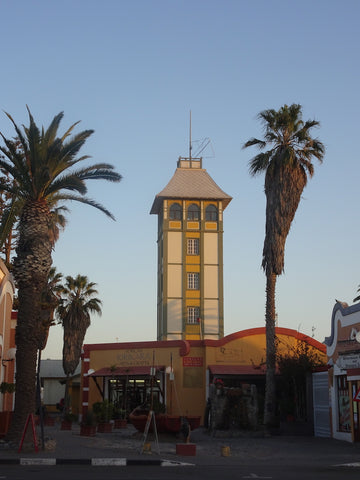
[1,420,360,467]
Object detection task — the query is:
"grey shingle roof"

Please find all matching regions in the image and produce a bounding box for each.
[39,359,81,378]
[150,167,232,214]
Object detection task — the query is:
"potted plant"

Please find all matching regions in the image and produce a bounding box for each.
[113,404,127,429]
[80,410,97,436]
[61,412,78,430]
[0,382,15,435]
[93,400,114,433]
[213,378,224,395]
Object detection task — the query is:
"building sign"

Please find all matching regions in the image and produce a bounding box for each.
[183,357,203,367]
[115,349,152,366]
[337,354,360,370]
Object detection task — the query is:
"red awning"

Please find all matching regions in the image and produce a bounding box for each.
[89,366,165,377]
[208,364,268,376]
[347,368,360,380]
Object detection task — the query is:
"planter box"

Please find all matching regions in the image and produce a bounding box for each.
[97,422,113,433]
[60,420,72,430]
[80,425,96,437]
[176,443,196,456]
[114,419,127,429]
[44,417,55,426]
[0,411,13,437]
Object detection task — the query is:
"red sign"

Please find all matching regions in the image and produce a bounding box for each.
[183,357,203,367]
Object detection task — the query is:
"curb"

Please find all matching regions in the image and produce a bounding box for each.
[0,457,194,467]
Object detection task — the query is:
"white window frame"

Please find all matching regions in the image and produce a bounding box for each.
[187,238,199,255]
[187,273,199,290]
[187,306,200,324]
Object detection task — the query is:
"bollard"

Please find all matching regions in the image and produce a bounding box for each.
[143,442,152,454]
[221,445,231,457]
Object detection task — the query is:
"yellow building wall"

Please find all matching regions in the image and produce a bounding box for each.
[205,328,326,367]
[82,327,326,425]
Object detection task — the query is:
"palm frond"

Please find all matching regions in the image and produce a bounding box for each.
[248,151,273,176]
[0,197,23,249]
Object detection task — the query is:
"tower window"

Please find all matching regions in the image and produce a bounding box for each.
[187,273,199,290]
[187,238,199,255]
[187,203,200,221]
[187,306,200,324]
[169,202,182,220]
[205,204,218,221]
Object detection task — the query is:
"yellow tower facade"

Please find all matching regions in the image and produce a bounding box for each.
[150,157,232,341]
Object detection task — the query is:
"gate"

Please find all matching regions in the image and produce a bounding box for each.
[312,371,330,437]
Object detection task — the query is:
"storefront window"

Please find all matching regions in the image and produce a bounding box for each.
[337,375,351,432]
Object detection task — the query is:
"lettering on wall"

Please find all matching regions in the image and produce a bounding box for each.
[115,349,153,366]
[183,357,203,367]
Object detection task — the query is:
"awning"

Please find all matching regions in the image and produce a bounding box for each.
[89,366,165,377]
[208,364,276,376]
[347,368,360,381]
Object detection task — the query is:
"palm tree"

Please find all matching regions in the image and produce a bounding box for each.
[38,267,64,351]
[354,286,360,303]
[243,104,325,428]
[0,107,121,440]
[0,142,69,266]
[57,274,102,414]
[0,163,20,267]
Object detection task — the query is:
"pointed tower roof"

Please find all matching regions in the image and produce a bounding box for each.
[150,157,232,214]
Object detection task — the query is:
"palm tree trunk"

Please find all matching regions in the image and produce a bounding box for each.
[6,201,52,442]
[264,272,277,429]
[7,285,40,441]
[64,375,70,417]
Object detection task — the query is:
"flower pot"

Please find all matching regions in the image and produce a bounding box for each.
[61,420,72,430]
[44,417,55,426]
[114,419,127,429]
[97,422,113,433]
[80,425,96,436]
[0,411,13,437]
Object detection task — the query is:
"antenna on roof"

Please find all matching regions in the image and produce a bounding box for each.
[189,110,192,161]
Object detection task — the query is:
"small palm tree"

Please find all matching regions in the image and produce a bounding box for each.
[0,107,121,440]
[243,104,325,428]
[57,274,102,414]
[38,267,64,350]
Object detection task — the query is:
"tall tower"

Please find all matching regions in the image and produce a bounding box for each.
[150,156,232,341]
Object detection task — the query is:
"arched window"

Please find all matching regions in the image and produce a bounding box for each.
[206,204,218,221]
[169,202,182,220]
[187,203,200,221]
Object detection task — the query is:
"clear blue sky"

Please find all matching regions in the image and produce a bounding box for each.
[1,0,359,359]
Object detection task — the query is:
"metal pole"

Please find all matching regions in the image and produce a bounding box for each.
[36,349,44,450]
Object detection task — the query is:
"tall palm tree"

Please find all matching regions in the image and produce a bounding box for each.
[0,143,68,265]
[57,274,102,414]
[0,107,121,440]
[243,104,325,428]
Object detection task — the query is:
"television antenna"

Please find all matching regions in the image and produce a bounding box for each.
[188,111,215,160]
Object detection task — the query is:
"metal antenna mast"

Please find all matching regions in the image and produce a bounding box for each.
[189,110,192,161]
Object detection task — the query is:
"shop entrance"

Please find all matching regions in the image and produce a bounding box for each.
[109,376,164,416]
